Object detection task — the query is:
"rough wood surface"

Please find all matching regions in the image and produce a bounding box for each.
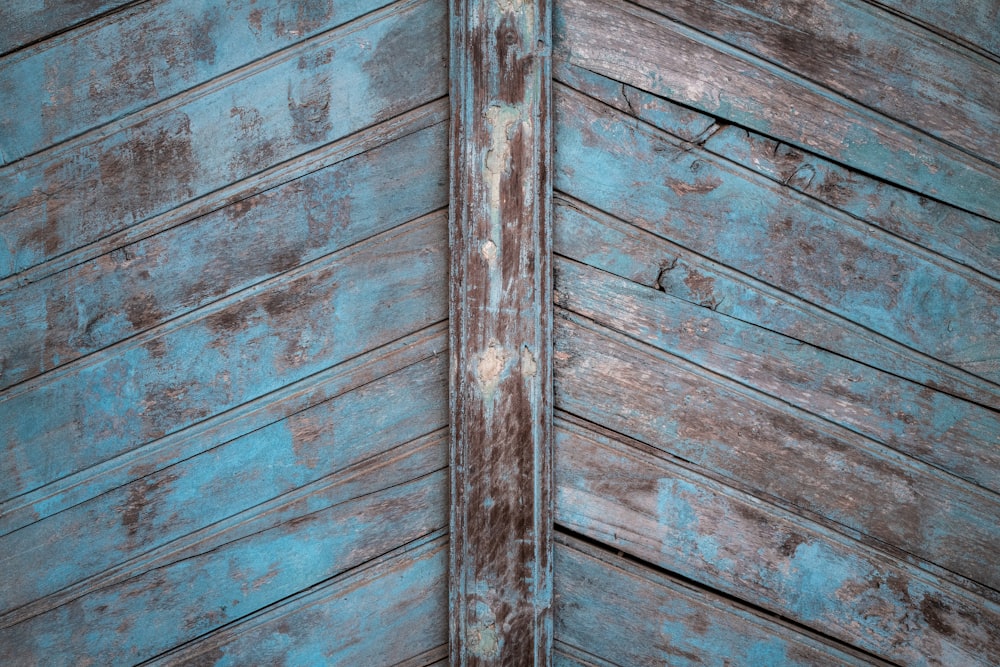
[0,0,135,56]
[149,535,449,667]
[555,62,1000,281]
[553,197,1000,412]
[449,0,553,661]
[0,122,447,391]
[554,533,889,667]
[0,324,447,537]
[554,418,1000,666]
[554,86,1000,383]
[870,0,1000,61]
[0,0,447,279]
[0,0,393,161]
[1,361,447,617]
[554,314,1000,591]
[0,215,448,503]
[631,0,1000,165]
[555,256,1000,493]
[554,0,1000,220]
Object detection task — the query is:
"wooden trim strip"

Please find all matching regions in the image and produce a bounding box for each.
[449,0,553,660]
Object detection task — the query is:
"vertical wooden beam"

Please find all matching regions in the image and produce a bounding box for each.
[449,0,552,660]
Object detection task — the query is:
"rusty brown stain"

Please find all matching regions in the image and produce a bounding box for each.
[248,8,264,34]
[118,469,180,544]
[665,175,722,197]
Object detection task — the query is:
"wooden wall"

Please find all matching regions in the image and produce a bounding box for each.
[0,1,450,663]
[549,0,1000,664]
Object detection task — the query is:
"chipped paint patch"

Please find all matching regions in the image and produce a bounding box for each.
[475,340,511,396]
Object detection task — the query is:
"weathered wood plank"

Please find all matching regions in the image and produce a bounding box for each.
[554,86,1000,382]
[870,0,1000,61]
[0,0,135,56]
[554,0,1000,220]
[0,466,447,665]
[555,256,1000,493]
[553,642,617,667]
[553,197,1000,411]
[0,0,447,279]
[554,419,1000,665]
[553,533,888,667]
[0,120,447,391]
[0,0,396,161]
[0,358,446,616]
[0,215,447,502]
[554,314,1000,591]
[147,535,449,667]
[629,0,1000,165]
[449,0,552,661]
[556,62,1000,281]
[0,324,447,537]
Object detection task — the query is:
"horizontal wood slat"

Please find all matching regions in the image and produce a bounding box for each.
[554,533,887,666]
[0,0,135,56]
[554,418,1000,665]
[0,0,399,162]
[553,197,1000,412]
[145,534,449,667]
[554,313,1000,591]
[1,360,447,617]
[554,0,1000,220]
[553,86,1000,383]
[631,0,1000,165]
[0,120,447,391]
[0,0,447,280]
[555,62,1000,281]
[1,215,448,502]
[0,324,447,537]
[555,256,1000,493]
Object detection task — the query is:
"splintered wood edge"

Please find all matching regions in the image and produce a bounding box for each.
[449,0,553,663]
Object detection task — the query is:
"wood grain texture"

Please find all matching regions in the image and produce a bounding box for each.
[554,86,1000,383]
[553,533,887,667]
[0,0,391,161]
[554,0,1000,220]
[449,0,553,661]
[0,120,447,391]
[0,453,448,664]
[630,0,1000,165]
[553,196,1000,412]
[0,0,135,55]
[554,314,1000,591]
[0,324,447,537]
[1,359,447,617]
[555,257,1000,493]
[870,0,1000,61]
[554,419,1000,665]
[147,535,449,667]
[0,215,448,503]
[0,0,447,279]
[556,61,1000,281]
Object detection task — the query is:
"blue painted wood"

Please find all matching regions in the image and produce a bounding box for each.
[0,0,135,55]
[554,0,1000,221]
[0,0,392,161]
[449,0,553,660]
[553,197,1000,412]
[554,313,1000,592]
[0,0,447,279]
[147,535,449,667]
[554,534,886,667]
[0,459,447,664]
[554,85,1000,383]
[871,0,1000,60]
[0,324,447,538]
[0,215,447,502]
[554,418,1000,665]
[0,119,448,390]
[556,62,1000,281]
[630,0,1000,166]
[0,359,446,615]
[555,257,1000,493]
